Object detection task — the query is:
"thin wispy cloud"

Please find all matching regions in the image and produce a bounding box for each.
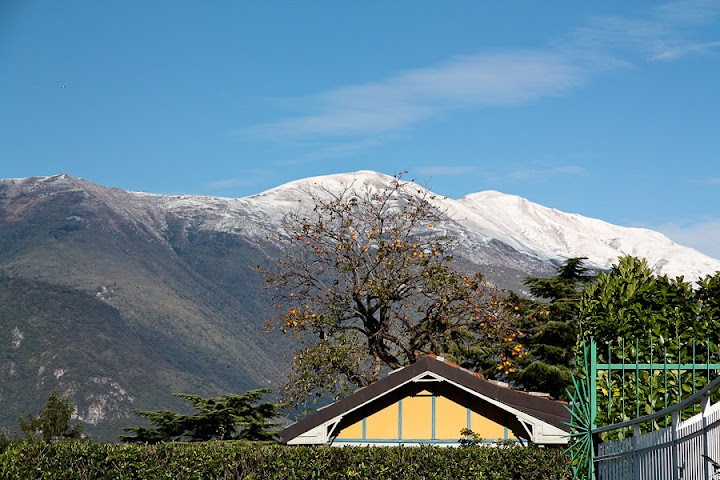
[693,177,720,185]
[655,0,720,25]
[242,51,586,141]
[655,218,720,259]
[570,0,720,61]
[652,40,720,60]
[241,0,720,154]
[571,16,670,55]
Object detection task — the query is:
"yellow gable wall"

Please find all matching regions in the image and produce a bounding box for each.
[338,414,364,439]
[400,389,432,439]
[365,401,399,439]
[434,394,468,440]
[334,384,517,442]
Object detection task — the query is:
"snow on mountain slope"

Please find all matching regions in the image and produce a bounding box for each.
[240,171,720,280]
[3,172,719,280]
[454,190,720,280]
[245,171,720,277]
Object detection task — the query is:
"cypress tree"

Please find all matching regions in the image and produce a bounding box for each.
[511,258,596,400]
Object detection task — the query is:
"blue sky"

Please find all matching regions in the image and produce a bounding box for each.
[2,1,720,259]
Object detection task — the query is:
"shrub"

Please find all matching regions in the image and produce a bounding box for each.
[0,440,570,479]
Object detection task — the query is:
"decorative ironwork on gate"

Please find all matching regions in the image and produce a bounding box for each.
[567,337,720,480]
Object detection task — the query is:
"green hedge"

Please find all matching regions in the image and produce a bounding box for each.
[0,441,570,479]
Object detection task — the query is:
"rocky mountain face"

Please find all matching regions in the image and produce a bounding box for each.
[1,172,718,440]
[0,175,288,440]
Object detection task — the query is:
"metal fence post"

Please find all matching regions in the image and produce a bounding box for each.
[590,338,597,480]
[632,424,641,479]
[702,391,711,480]
[671,410,679,480]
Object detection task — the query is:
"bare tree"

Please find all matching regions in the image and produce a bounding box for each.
[258,173,520,410]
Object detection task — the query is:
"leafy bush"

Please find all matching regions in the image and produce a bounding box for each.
[577,256,720,435]
[0,440,570,479]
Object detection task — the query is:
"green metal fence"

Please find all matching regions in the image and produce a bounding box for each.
[593,376,720,480]
[567,337,720,480]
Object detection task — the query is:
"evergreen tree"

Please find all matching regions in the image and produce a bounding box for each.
[18,390,84,442]
[119,388,282,443]
[511,258,596,400]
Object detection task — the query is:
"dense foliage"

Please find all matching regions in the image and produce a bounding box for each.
[0,441,570,479]
[259,174,521,410]
[579,256,720,344]
[507,258,596,400]
[119,389,282,443]
[577,256,720,431]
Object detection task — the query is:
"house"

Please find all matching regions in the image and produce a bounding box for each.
[279,355,571,446]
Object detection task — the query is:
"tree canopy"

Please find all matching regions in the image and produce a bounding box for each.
[118,389,282,443]
[258,174,521,409]
[577,256,720,431]
[508,257,596,400]
[18,390,84,442]
[579,256,720,346]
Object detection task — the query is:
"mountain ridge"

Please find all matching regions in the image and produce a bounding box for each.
[3,172,718,279]
[1,171,718,440]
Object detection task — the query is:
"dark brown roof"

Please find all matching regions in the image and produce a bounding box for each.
[280,356,571,443]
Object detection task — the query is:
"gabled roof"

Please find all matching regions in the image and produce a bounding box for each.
[280,356,571,445]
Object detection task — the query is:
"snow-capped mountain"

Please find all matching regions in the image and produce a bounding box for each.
[4,171,718,281]
[1,171,718,440]
[453,190,720,281]
[167,169,720,279]
[130,169,720,280]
